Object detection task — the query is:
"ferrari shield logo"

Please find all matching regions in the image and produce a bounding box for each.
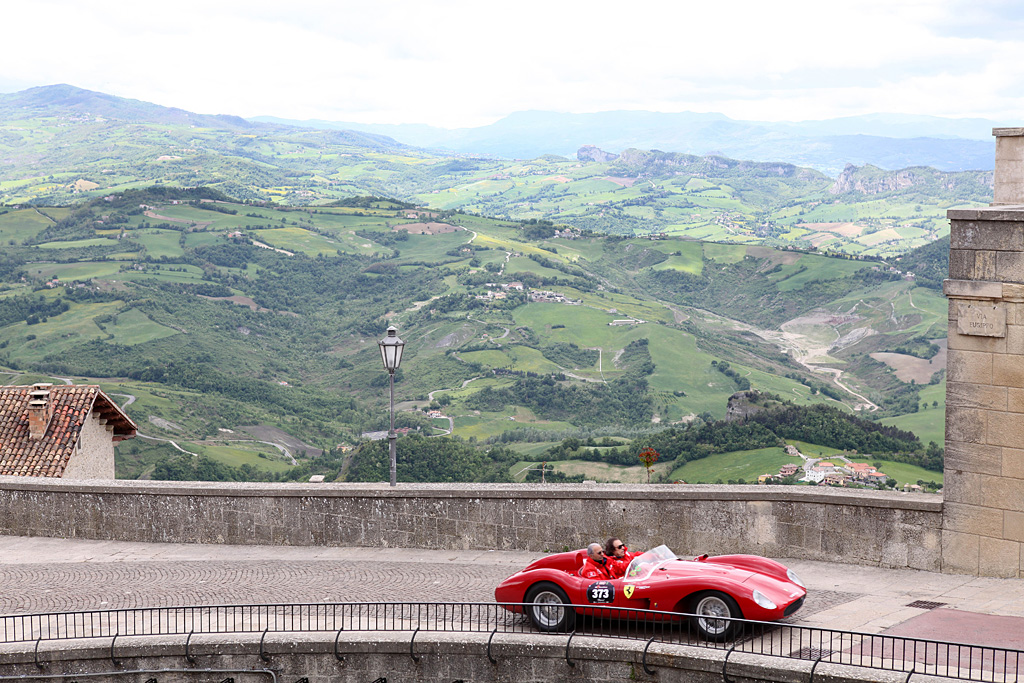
[624,585,635,599]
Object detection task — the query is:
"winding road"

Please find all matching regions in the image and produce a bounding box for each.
[681,308,879,412]
[106,390,299,463]
[425,376,485,437]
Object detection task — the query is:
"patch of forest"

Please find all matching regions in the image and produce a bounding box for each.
[346,434,516,483]
[534,393,939,479]
[635,256,901,328]
[896,235,949,290]
[465,339,655,427]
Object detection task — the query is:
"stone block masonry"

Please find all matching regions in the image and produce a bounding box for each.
[943,127,1024,577]
[0,477,942,571]
[0,630,930,683]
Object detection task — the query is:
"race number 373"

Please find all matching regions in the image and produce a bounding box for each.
[587,581,615,603]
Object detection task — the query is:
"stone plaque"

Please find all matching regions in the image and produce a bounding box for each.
[957,302,1006,337]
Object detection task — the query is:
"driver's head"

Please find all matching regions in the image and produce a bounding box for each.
[587,542,604,561]
[605,538,626,558]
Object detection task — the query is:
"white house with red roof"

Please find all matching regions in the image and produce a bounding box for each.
[0,383,136,479]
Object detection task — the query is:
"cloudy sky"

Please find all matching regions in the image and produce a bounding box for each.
[2,0,1022,128]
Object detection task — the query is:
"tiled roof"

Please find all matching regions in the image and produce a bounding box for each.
[0,385,137,477]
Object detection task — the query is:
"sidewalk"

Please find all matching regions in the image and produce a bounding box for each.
[1,535,1022,647]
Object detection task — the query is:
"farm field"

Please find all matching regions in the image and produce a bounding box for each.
[504,257,566,278]
[104,308,181,345]
[452,411,576,441]
[183,440,294,472]
[870,349,946,384]
[849,459,944,488]
[252,227,345,256]
[881,380,946,447]
[786,440,846,459]
[35,237,114,250]
[393,231,471,262]
[136,229,186,258]
[668,447,802,483]
[507,441,564,458]
[459,347,563,374]
[0,208,54,244]
[513,458,673,483]
[0,300,122,362]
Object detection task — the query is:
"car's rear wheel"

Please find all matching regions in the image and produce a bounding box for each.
[524,582,576,632]
[689,591,741,641]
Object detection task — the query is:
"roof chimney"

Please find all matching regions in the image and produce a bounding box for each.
[993,128,1024,205]
[27,383,53,440]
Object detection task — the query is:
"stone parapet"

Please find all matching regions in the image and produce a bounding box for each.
[0,630,926,683]
[0,478,941,570]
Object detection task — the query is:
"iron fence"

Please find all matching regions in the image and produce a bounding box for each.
[1,602,1019,683]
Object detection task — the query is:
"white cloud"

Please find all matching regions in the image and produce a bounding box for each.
[1,0,1022,127]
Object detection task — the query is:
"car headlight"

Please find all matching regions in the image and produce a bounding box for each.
[752,590,777,610]
[787,569,805,588]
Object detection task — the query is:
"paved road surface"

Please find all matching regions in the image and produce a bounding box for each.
[2,536,1024,648]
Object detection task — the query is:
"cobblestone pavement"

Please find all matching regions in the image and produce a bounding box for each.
[0,536,534,614]
[5,535,1024,645]
[0,560,510,613]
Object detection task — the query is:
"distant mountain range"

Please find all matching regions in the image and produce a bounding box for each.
[253,110,1000,174]
[0,84,995,224]
[0,84,410,203]
[0,84,261,130]
[0,84,1000,176]
[0,84,402,147]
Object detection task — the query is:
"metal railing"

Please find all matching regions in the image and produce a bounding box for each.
[1,602,1020,683]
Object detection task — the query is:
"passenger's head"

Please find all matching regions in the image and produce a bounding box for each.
[587,542,604,561]
[605,538,627,558]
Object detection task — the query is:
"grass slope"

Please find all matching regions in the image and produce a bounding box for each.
[0,188,951,483]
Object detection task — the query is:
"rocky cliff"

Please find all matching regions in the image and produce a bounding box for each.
[725,390,777,421]
[577,145,619,163]
[829,163,993,197]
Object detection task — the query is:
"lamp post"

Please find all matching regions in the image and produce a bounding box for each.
[378,325,405,487]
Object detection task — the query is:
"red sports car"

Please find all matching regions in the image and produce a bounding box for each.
[495,545,806,640]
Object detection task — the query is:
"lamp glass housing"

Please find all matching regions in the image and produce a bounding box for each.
[378,326,405,373]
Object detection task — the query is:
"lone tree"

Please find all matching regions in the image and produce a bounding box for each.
[638,447,660,483]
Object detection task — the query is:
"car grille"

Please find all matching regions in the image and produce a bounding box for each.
[784,596,805,616]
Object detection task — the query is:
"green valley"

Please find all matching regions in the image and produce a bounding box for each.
[0,185,946,484]
[0,87,958,486]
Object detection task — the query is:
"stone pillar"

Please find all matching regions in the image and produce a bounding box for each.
[943,128,1024,577]
[994,128,1024,205]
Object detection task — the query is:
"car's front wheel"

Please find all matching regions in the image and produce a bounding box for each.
[524,582,576,632]
[689,591,741,641]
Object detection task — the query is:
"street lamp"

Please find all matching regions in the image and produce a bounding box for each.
[378,325,405,487]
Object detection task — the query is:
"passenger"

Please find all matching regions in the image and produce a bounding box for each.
[604,537,638,578]
[578,542,614,579]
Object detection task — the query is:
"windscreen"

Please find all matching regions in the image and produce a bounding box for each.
[623,544,678,580]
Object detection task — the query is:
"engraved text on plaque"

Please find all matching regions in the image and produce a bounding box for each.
[957,303,1006,337]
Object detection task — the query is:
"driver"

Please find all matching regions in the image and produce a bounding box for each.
[604,537,638,578]
[578,542,614,579]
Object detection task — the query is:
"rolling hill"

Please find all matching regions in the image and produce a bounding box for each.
[0,186,947,482]
[0,85,991,259]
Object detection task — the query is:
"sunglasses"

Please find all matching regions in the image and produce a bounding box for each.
[614,544,625,550]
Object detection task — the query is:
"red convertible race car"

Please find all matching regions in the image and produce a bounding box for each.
[495,545,806,640]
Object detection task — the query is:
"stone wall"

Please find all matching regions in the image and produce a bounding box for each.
[0,477,942,570]
[62,410,115,480]
[0,631,918,683]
